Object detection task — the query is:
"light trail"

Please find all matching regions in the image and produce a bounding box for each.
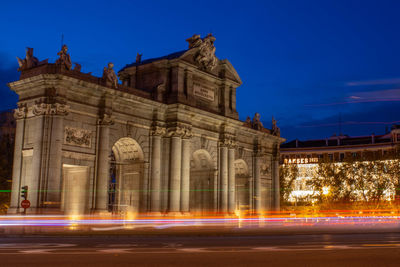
[0,210,399,229]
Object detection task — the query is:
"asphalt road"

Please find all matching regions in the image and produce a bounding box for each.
[1,231,400,266]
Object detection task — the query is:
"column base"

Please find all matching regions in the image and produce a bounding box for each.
[7,207,20,214]
[92,209,112,216]
[165,211,183,217]
[146,212,164,216]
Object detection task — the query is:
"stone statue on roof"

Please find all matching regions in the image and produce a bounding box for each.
[17,47,39,71]
[271,117,280,136]
[244,116,252,127]
[252,113,264,130]
[271,116,280,136]
[55,44,72,70]
[102,62,118,88]
[136,53,142,63]
[186,34,202,49]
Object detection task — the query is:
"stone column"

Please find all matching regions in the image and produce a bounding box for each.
[273,156,280,211]
[29,104,47,211]
[150,126,165,212]
[46,103,69,209]
[8,105,27,213]
[219,146,228,212]
[213,170,219,211]
[95,114,113,213]
[228,147,236,213]
[169,135,182,213]
[180,130,192,213]
[254,156,261,214]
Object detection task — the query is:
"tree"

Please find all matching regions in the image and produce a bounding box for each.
[279,164,298,204]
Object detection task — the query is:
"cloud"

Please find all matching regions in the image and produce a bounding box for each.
[305,88,400,107]
[346,78,400,86]
[344,88,400,103]
[281,101,400,141]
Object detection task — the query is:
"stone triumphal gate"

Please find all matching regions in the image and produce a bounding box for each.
[8,34,284,215]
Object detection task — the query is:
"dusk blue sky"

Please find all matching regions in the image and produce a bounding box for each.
[1,0,400,142]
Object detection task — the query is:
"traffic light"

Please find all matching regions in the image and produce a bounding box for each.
[21,186,28,200]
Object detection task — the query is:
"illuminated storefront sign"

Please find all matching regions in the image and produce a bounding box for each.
[284,157,319,164]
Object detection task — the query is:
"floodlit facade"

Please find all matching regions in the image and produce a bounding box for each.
[8,35,284,215]
[280,129,400,202]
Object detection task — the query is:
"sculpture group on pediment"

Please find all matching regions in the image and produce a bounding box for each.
[186,33,218,71]
[55,44,72,70]
[186,34,202,49]
[102,62,119,88]
[16,47,39,71]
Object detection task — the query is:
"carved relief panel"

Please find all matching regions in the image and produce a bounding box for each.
[64,127,92,148]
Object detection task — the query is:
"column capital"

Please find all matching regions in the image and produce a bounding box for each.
[14,103,27,120]
[167,125,192,138]
[50,103,70,116]
[31,102,70,116]
[98,113,114,125]
[150,125,166,136]
[254,144,268,157]
[219,133,237,148]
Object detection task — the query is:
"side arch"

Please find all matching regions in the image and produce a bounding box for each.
[234,159,250,212]
[109,137,145,214]
[190,149,215,214]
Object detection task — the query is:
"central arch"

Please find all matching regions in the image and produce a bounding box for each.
[109,137,144,214]
[190,149,214,214]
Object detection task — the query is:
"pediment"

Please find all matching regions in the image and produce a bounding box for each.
[178,49,242,85]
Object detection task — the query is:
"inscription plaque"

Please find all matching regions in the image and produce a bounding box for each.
[193,84,214,101]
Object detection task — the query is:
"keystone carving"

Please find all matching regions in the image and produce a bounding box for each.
[260,162,270,176]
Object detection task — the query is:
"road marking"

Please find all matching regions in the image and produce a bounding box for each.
[0,243,76,248]
[362,244,400,247]
[163,243,183,248]
[179,248,206,253]
[91,226,126,231]
[108,244,140,247]
[19,249,54,254]
[97,249,131,253]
